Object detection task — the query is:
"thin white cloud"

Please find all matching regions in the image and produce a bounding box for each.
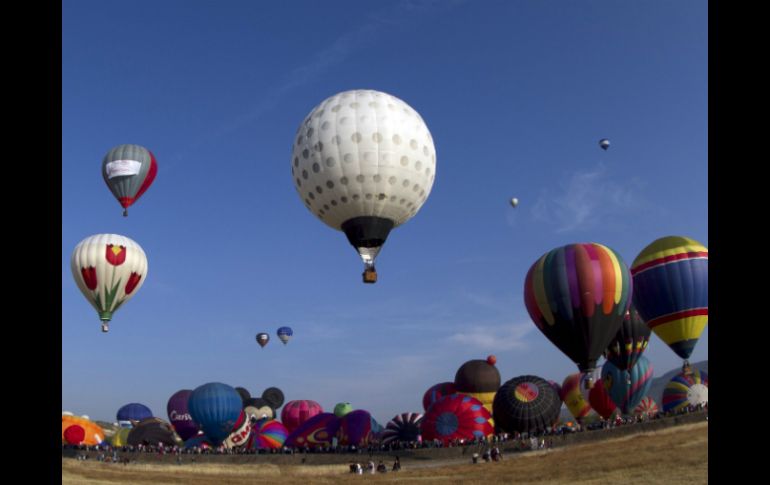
[447,322,533,351]
[531,163,646,233]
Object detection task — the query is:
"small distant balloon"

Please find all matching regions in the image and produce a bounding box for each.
[599,139,610,151]
[256,333,270,348]
[277,326,293,345]
[510,198,519,208]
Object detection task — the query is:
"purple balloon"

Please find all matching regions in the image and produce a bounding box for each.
[337,410,372,446]
[167,390,200,441]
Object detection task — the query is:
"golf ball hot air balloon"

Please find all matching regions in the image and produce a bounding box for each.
[102,144,158,216]
[604,306,651,374]
[291,89,437,283]
[662,369,708,413]
[281,400,323,433]
[631,236,708,374]
[524,243,632,387]
[380,412,423,445]
[602,356,654,414]
[188,382,243,445]
[421,394,493,444]
[493,376,562,435]
[277,327,293,345]
[71,234,148,333]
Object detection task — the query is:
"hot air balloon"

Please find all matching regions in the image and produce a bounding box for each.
[524,242,632,387]
[262,387,285,410]
[587,378,617,419]
[277,327,293,345]
[235,387,251,404]
[334,402,353,418]
[291,89,437,283]
[560,373,592,423]
[337,409,373,446]
[127,418,179,447]
[422,382,457,412]
[454,356,501,420]
[662,368,708,413]
[167,390,199,441]
[604,306,651,375]
[599,139,610,151]
[117,403,153,423]
[510,197,519,208]
[244,398,274,421]
[246,419,289,450]
[223,411,253,449]
[102,144,158,216]
[421,394,493,444]
[631,236,708,374]
[380,413,423,445]
[633,396,659,417]
[61,416,105,445]
[602,356,654,414]
[188,382,243,445]
[109,427,131,447]
[494,375,562,435]
[281,400,324,433]
[71,234,149,333]
[256,333,270,348]
[284,413,340,448]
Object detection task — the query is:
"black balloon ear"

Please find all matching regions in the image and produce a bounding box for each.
[261,387,285,409]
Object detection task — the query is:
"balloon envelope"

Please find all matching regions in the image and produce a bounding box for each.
[662,369,708,413]
[167,390,199,441]
[62,416,105,446]
[524,242,632,373]
[262,387,285,410]
[631,236,708,360]
[102,144,158,214]
[256,333,270,348]
[421,394,493,444]
[380,412,423,445]
[599,139,610,150]
[494,376,562,434]
[277,327,293,345]
[246,419,289,449]
[117,403,153,422]
[71,234,149,331]
[337,409,372,446]
[281,400,324,433]
[604,307,651,371]
[422,382,457,412]
[560,373,592,421]
[188,382,243,445]
[127,418,178,447]
[285,413,340,448]
[602,356,654,414]
[634,396,659,417]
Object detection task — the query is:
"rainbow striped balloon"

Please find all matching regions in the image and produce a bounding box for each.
[560,373,592,421]
[662,369,708,413]
[525,243,632,373]
[247,419,289,449]
[631,236,708,360]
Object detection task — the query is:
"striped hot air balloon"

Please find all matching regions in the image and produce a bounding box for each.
[602,356,654,414]
[662,369,708,413]
[633,396,659,417]
[631,236,708,368]
[421,394,493,444]
[380,413,423,445]
[525,243,632,380]
[494,375,562,435]
[246,419,289,449]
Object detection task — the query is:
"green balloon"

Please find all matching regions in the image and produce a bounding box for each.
[334,402,353,417]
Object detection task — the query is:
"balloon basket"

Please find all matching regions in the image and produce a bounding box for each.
[363,268,377,284]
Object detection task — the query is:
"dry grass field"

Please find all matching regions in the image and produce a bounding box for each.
[62,421,707,484]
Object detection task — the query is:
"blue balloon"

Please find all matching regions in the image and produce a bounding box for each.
[116,403,153,422]
[277,326,293,345]
[601,356,654,414]
[188,382,242,445]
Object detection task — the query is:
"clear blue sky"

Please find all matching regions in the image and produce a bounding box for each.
[62,0,708,425]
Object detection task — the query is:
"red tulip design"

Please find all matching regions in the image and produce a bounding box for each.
[125,272,142,295]
[106,244,127,266]
[81,266,97,290]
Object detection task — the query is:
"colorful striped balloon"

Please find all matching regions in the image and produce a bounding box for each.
[525,243,632,373]
[604,306,651,371]
[381,413,423,445]
[631,236,708,361]
[281,400,323,433]
[247,419,289,449]
[662,369,708,413]
[588,379,617,419]
[602,356,654,414]
[493,375,562,435]
[633,396,659,417]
